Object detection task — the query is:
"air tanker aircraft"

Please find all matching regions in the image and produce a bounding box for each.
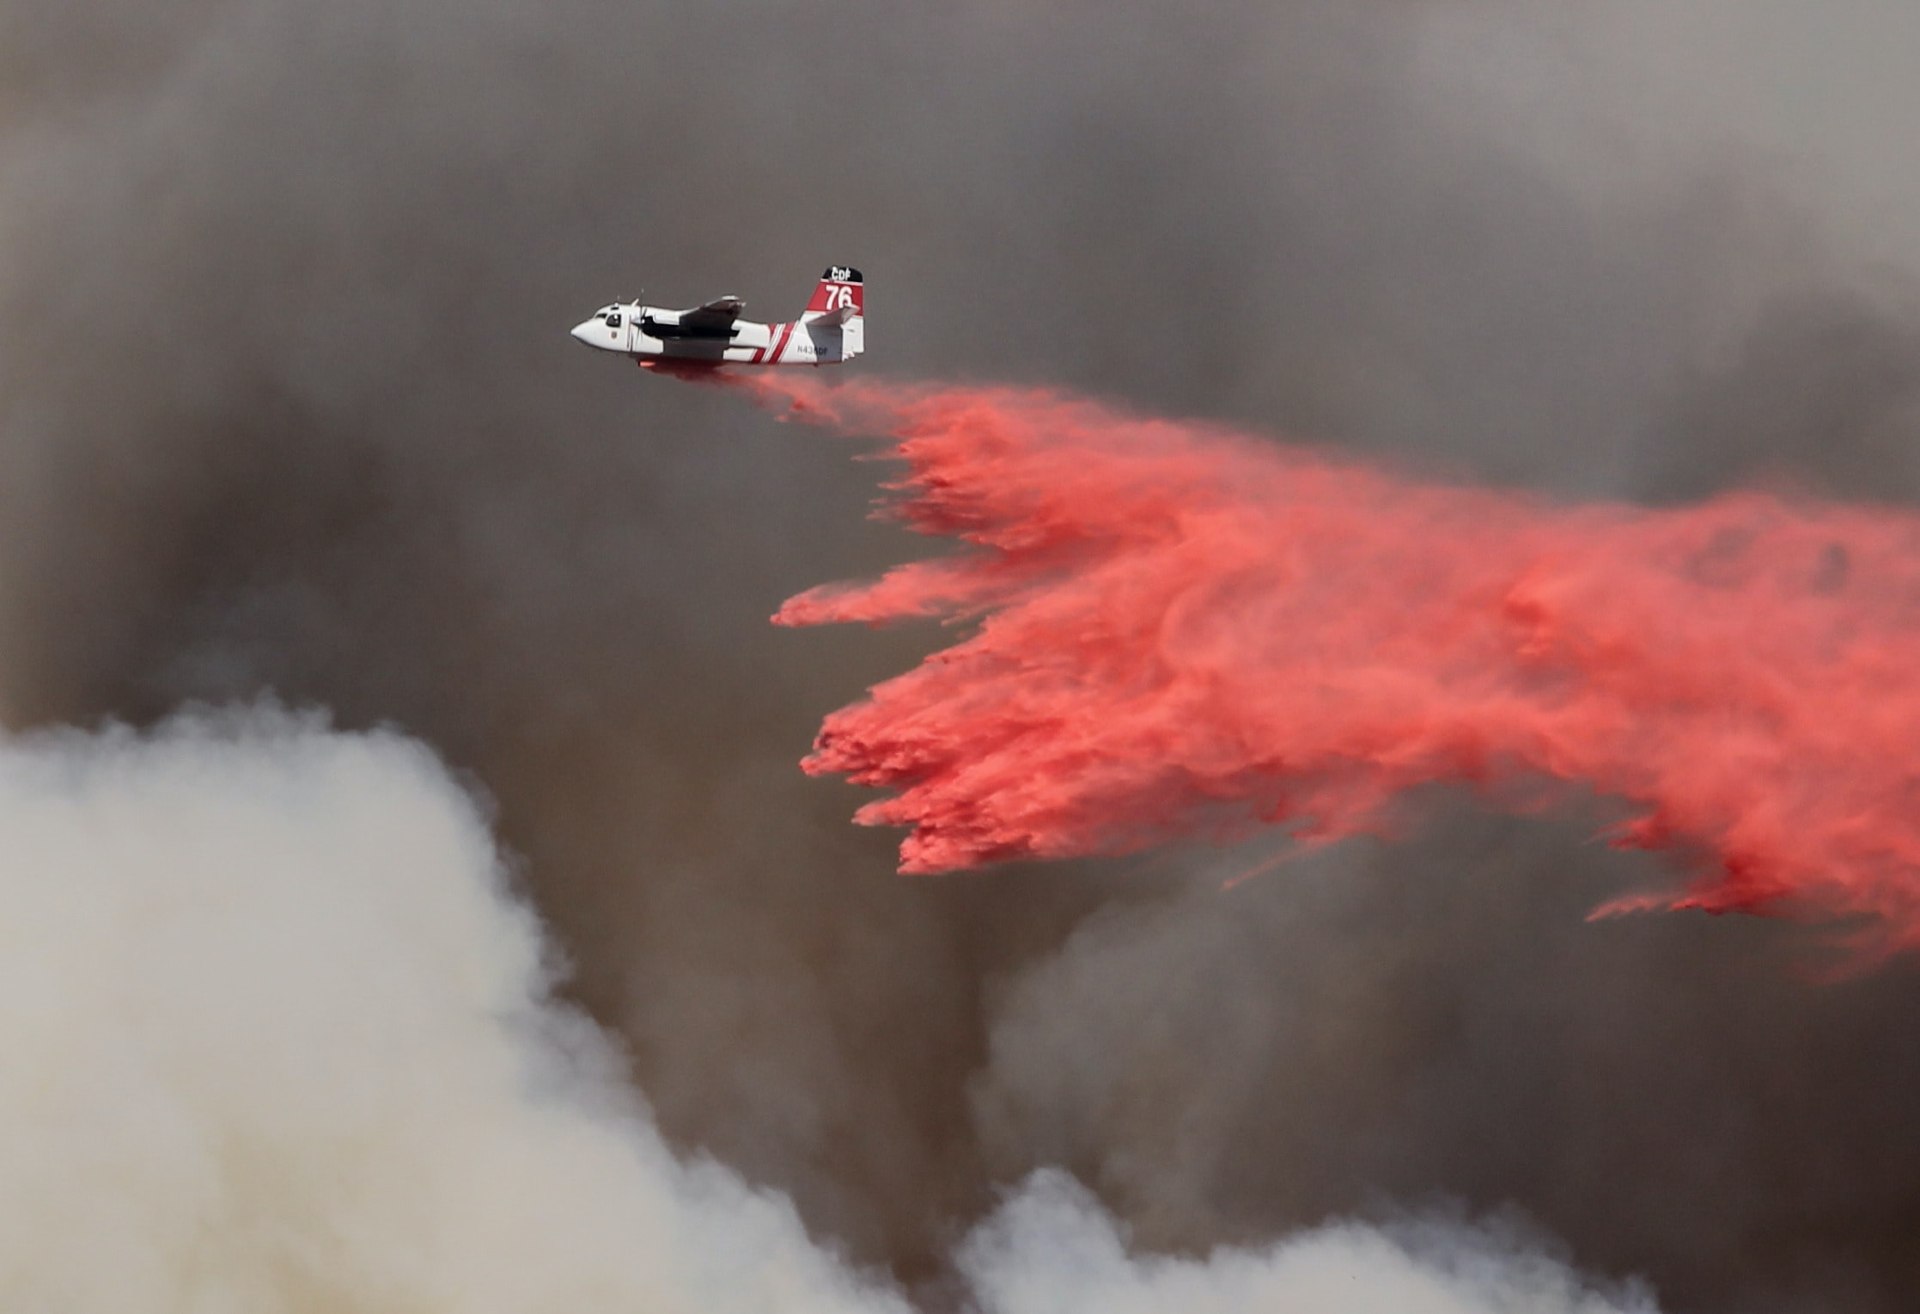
[570,267,864,369]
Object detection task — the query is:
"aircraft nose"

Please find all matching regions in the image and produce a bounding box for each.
[570,319,602,347]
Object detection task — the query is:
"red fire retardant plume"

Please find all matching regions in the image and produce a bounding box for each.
[743,373,1920,945]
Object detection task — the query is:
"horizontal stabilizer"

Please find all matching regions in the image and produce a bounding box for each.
[806,305,857,328]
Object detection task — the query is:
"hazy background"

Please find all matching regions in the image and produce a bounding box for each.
[3,3,1920,1310]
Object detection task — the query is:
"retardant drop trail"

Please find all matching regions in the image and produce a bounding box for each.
[737,372,1920,949]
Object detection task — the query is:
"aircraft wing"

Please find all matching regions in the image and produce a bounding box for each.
[676,295,746,334]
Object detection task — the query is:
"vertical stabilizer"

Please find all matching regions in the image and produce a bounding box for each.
[805,266,864,359]
[806,266,864,315]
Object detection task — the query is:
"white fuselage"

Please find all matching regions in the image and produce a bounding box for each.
[570,303,860,366]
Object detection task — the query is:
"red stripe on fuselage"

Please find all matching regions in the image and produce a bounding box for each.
[766,320,796,365]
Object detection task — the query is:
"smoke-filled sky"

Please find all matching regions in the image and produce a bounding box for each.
[4,3,1920,1311]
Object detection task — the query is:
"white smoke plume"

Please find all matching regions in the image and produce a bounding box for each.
[0,710,904,1314]
[0,708,1652,1313]
[966,1174,1656,1314]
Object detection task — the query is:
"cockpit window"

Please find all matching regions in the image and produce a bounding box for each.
[605,313,622,329]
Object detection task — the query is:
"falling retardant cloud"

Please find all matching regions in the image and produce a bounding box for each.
[761,374,1920,948]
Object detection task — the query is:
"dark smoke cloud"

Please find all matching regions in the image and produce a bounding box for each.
[3,1,1920,1310]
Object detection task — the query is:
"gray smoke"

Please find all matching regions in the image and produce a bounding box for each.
[3,2,1920,1311]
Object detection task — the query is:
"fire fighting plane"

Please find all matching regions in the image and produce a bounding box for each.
[570,266,864,369]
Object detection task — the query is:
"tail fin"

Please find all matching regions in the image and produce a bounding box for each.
[804,266,864,359]
[806,266,864,316]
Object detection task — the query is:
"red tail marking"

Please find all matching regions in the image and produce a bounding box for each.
[807,281,864,316]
